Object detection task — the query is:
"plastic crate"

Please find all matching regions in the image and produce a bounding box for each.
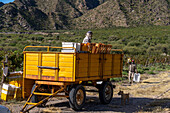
[62,42,81,52]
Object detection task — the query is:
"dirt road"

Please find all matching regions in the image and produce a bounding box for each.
[1,71,170,113]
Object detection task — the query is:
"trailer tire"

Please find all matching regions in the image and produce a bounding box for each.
[99,82,113,104]
[69,85,86,111]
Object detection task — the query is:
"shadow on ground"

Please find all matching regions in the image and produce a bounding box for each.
[45,96,170,113]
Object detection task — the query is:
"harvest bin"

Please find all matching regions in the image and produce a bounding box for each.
[21,46,123,112]
[1,71,23,101]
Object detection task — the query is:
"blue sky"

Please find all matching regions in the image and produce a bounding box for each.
[0,0,14,3]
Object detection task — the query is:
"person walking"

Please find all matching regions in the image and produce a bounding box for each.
[128,60,137,85]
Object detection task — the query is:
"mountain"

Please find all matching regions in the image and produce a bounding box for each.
[0,0,169,31]
[0,2,4,7]
[73,0,170,29]
[73,0,128,29]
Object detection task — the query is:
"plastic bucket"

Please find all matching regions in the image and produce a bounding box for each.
[133,73,140,82]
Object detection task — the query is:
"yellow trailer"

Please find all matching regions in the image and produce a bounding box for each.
[21,46,123,113]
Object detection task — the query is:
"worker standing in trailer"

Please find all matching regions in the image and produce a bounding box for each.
[82,31,93,43]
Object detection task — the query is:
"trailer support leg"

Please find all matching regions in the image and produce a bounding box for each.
[20,85,64,113]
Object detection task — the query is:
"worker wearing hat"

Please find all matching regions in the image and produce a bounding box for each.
[128,59,137,85]
[127,58,131,64]
[82,31,93,43]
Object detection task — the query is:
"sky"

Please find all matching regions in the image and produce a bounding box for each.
[0,0,14,3]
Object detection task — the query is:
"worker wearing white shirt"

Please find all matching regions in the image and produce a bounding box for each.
[82,31,93,43]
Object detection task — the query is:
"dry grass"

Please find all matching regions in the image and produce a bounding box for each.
[0,71,169,113]
[114,71,170,112]
[114,71,170,98]
[43,107,62,113]
[140,98,170,112]
[146,99,169,107]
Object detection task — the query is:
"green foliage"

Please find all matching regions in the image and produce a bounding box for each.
[111,76,127,82]
[127,41,142,46]
[147,71,156,75]
[122,70,128,75]
[36,37,44,41]
[137,68,145,74]
[138,63,170,75]
[123,46,145,55]
[0,26,169,81]
[0,50,23,79]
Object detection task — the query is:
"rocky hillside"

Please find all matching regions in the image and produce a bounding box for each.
[0,2,4,7]
[73,0,128,29]
[74,0,170,29]
[0,0,169,30]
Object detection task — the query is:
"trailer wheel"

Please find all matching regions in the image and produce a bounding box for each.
[99,82,113,104]
[69,85,86,111]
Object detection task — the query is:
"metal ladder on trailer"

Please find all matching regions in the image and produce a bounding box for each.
[20,81,67,113]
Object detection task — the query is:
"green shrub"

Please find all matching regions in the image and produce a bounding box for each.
[147,71,156,75]
[0,25,169,78]
[127,41,142,46]
[144,67,150,70]
[9,43,16,46]
[112,43,124,49]
[137,68,145,74]
[122,71,128,75]
[123,46,145,55]
[37,37,44,41]
[111,77,127,82]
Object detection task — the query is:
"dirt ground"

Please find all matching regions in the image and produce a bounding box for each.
[0,71,170,113]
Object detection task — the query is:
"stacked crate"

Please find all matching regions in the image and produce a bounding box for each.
[1,71,22,101]
[81,43,112,54]
[1,84,15,101]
